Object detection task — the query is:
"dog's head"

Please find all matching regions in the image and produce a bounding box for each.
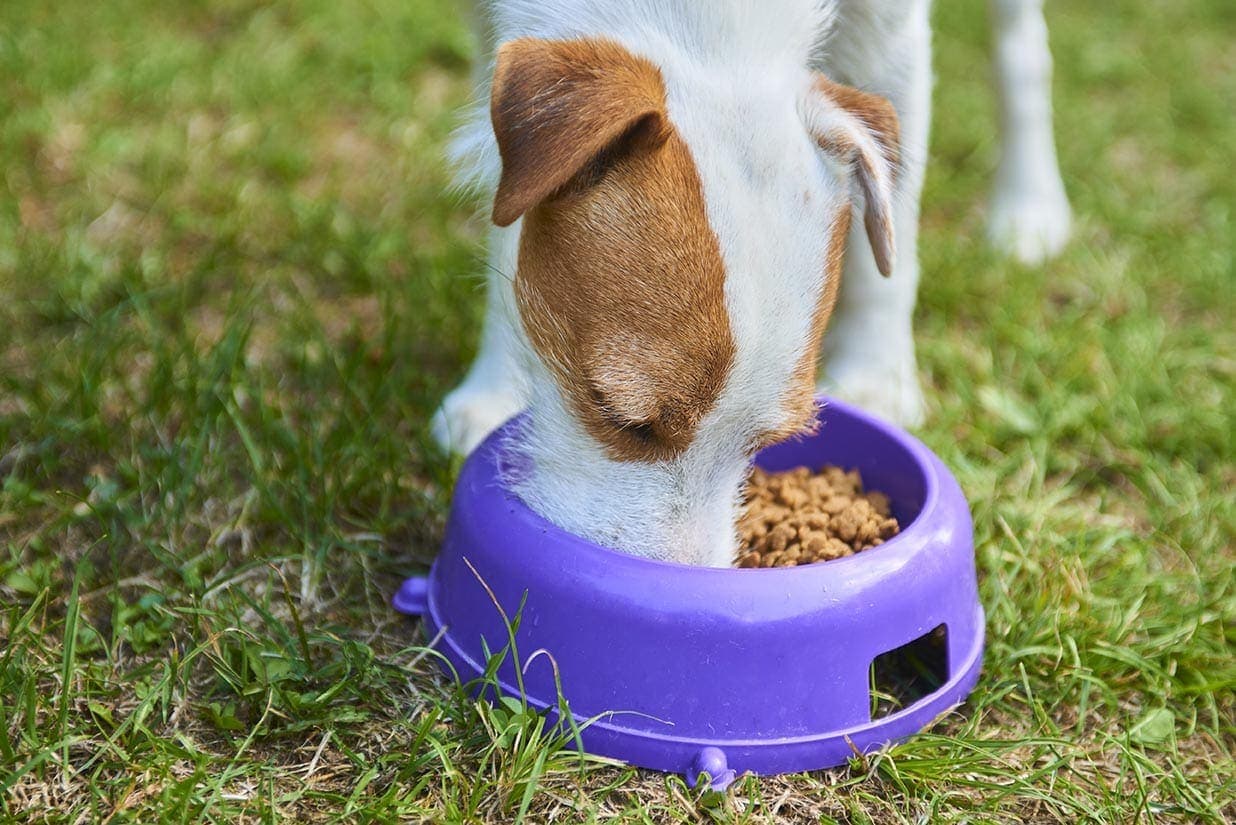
[491,37,898,566]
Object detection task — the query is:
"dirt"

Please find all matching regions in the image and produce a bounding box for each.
[736,465,900,568]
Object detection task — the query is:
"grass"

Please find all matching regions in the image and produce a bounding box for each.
[1,0,1232,821]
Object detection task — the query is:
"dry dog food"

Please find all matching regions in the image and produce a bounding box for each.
[736,465,900,568]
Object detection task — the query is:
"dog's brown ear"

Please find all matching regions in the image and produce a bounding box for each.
[807,76,900,277]
[490,37,668,227]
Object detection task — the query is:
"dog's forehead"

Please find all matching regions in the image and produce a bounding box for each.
[659,73,848,438]
[661,71,845,300]
[665,68,822,182]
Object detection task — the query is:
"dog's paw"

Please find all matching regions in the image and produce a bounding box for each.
[820,360,925,429]
[987,186,1072,265]
[431,383,524,456]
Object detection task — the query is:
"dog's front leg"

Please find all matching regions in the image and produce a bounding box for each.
[819,2,931,427]
[432,222,529,455]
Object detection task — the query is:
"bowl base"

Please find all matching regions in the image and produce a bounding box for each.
[396,573,984,787]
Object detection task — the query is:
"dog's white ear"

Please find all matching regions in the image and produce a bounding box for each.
[489,37,668,227]
[806,76,900,277]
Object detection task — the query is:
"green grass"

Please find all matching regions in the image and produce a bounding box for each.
[1,0,1232,821]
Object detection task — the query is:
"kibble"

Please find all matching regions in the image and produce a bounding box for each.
[735,465,900,568]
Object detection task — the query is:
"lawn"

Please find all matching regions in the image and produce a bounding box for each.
[1,0,1232,822]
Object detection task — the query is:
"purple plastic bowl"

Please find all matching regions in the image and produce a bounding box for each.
[394,397,983,787]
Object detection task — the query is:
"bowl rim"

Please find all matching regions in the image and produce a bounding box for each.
[465,396,945,576]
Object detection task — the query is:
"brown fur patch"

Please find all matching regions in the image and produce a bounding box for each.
[501,41,734,462]
[490,38,671,227]
[813,76,901,169]
[810,75,901,278]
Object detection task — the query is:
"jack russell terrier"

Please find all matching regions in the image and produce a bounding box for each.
[432,0,1072,566]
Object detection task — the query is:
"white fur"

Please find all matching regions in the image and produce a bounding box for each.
[435,0,1072,565]
[988,0,1072,264]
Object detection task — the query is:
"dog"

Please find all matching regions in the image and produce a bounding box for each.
[432,0,1071,566]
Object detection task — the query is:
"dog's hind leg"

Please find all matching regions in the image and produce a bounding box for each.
[431,222,529,455]
[987,0,1072,264]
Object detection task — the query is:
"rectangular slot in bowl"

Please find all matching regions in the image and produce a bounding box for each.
[869,624,949,720]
